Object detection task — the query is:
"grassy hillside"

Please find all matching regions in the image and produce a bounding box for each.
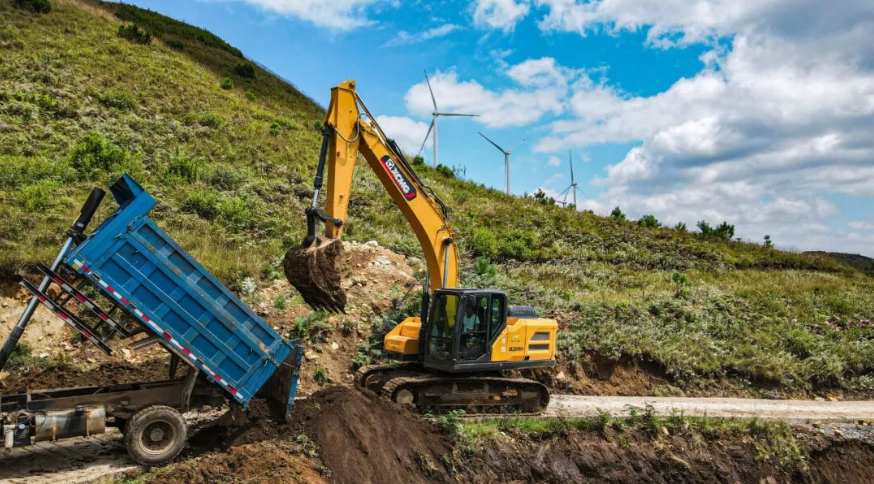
[1,0,873,395]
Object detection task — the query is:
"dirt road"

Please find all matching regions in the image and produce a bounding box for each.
[2,395,873,484]
[544,395,874,423]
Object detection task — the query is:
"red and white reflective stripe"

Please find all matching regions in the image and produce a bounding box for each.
[36,293,99,346]
[72,259,244,402]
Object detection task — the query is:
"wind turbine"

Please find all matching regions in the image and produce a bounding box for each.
[478,132,527,195]
[416,70,478,168]
[558,151,580,208]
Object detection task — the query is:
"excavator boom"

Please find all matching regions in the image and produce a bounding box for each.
[284,80,459,312]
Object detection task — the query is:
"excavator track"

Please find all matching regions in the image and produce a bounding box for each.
[367,372,550,414]
[355,362,424,393]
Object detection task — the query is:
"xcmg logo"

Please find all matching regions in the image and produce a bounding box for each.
[380,156,417,201]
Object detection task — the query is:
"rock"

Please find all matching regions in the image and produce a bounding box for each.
[366,240,379,247]
[272,326,280,331]
[86,357,95,363]
[38,353,48,359]
[122,349,131,359]
[330,342,339,351]
[1,301,8,308]
[305,351,320,361]
[814,397,825,401]
[661,426,670,436]
[555,371,567,381]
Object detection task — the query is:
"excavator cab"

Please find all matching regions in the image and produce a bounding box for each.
[422,289,508,372]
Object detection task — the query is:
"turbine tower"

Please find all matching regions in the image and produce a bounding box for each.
[478,132,527,194]
[558,151,580,208]
[417,70,478,168]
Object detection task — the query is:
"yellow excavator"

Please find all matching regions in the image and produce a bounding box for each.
[284,80,557,412]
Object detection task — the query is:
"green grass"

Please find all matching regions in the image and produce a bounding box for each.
[450,411,804,465]
[0,0,872,395]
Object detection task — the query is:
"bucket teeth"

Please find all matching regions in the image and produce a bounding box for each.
[283,239,347,313]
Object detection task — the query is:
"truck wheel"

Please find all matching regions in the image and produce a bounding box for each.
[124,406,187,466]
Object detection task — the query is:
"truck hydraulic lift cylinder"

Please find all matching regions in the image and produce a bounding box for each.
[0,188,105,372]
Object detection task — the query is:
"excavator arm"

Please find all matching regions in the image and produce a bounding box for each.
[284,80,459,312]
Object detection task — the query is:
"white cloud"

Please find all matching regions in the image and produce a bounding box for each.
[473,0,531,31]
[224,0,384,30]
[385,24,461,46]
[849,221,874,231]
[528,0,874,255]
[374,116,432,156]
[547,155,561,166]
[405,60,582,127]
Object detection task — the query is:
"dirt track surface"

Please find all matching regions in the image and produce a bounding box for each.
[544,395,874,423]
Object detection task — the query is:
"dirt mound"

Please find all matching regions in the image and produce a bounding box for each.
[0,359,178,392]
[148,440,327,484]
[295,386,452,484]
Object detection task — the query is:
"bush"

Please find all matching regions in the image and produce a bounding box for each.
[468,228,498,258]
[117,24,152,44]
[220,78,234,90]
[674,222,687,232]
[698,220,735,241]
[16,179,62,211]
[412,155,425,167]
[610,206,626,220]
[245,90,256,101]
[13,0,51,13]
[186,111,224,128]
[98,90,135,110]
[638,214,660,228]
[166,151,202,183]
[166,39,185,50]
[497,229,539,260]
[234,63,256,79]
[68,133,127,180]
[217,197,253,228]
[435,164,454,178]
[182,189,220,220]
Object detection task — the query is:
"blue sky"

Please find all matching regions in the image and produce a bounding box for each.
[119,0,874,256]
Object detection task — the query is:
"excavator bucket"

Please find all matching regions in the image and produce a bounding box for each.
[283,238,347,313]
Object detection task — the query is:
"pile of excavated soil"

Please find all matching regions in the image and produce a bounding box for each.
[294,386,452,484]
[184,385,452,484]
[0,359,180,392]
[148,440,327,484]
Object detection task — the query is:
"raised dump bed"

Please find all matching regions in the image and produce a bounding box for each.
[1,175,303,465]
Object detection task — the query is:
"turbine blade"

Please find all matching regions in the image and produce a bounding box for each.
[424,70,438,111]
[569,151,574,182]
[478,132,505,153]
[439,113,479,117]
[417,119,435,157]
[508,136,528,153]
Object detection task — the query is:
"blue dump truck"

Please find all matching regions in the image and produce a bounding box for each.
[0,175,303,465]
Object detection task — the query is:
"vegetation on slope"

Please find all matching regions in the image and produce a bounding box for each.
[1,0,872,395]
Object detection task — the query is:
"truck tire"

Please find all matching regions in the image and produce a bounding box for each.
[124,406,187,466]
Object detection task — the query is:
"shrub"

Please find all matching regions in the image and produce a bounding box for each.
[234,63,256,78]
[16,179,62,211]
[117,24,152,44]
[245,90,256,101]
[270,122,281,136]
[610,206,626,220]
[435,164,454,178]
[674,222,687,232]
[186,111,224,128]
[98,90,135,110]
[468,228,498,258]
[531,189,555,206]
[698,220,735,241]
[166,39,185,50]
[638,214,660,228]
[68,133,127,180]
[13,0,51,13]
[182,189,220,220]
[220,78,234,90]
[764,235,773,248]
[412,155,425,167]
[314,368,328,385]
[217,197,253,228]
[313,120,324,132]
[166,151,202,183]
[497,229,539,260]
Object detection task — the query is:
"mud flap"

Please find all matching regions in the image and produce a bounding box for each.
[257,343,304,422]
[283,238,347,313]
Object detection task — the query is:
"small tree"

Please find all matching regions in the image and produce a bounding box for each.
[697,220,713,236]
[764,235,773,248]
[412,155,425,167]
[610,206,626,220]
[638,214,660,228]
[233,63,256,79]
[674,222,687,232]
[714,221,735,241]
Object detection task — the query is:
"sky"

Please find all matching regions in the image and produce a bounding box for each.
[120,0,874,256]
